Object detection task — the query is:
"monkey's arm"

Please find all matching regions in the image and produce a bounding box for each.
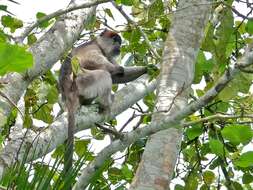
[112,66,147,84]
[81,51,123,74]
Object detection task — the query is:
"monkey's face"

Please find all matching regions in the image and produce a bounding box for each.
[97,31,122,57]
[111,34,121,56]
[112,43,121,56]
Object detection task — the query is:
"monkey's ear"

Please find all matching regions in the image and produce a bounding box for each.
[100,29,108,36]
[100,29,119,38]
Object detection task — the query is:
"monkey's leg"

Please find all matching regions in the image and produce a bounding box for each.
[76,70,113,113]
[98,88,113,114]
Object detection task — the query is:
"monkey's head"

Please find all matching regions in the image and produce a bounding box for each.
[97,29,122,57]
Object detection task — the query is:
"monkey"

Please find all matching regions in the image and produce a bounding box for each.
[58,29,124,181]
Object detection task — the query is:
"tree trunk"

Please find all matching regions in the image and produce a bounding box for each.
[130,1,212,189]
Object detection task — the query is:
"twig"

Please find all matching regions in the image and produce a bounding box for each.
[95,123,123,139]
[119,111,135,132]
[29,101,48,114]
[222,1,253,20]
[183,113,253,127]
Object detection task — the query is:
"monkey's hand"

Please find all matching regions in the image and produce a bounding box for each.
[111,66,124,76]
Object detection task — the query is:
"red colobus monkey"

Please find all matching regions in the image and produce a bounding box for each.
[59,29,124,178]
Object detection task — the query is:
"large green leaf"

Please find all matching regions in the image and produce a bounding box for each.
[36,12,52,28]
[242,173,253,184]
[194,51,213,84]
[221,125,253,145]
[203,170,215,185]
[1,15,23,32]
[0,42,33,76]
[185,125,202,140]
[234,151,253,168]
[209,139,227,157]
[246,20,253,35]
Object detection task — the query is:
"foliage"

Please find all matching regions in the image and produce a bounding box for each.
[0,0,252,190]
[0,42,33,76]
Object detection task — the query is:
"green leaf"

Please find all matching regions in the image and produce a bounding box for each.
[234,151,253,168]
[23,114,33,128]
[27,34,37,45]
[235,21,246,34]
[214,8,234,65]
[46,85,58,104]
[84,14,96,30]
[200,184,209,190]
[0,5,13,15]
[0,5,7,12]
[109,167,121,176]
[0,42,33,76]
[194,51,213,84]
[121,165,133,180]
[246,20,253,35]
[75,139,91,158]
[231,181,243,190]
[91,127,105,140]
[121,0,133,6]
[201,23,215,52]
[209,139,226,157]
[185,174,198,190]
[242,173,253,184]
[148,0,164,19]
[0,29,7,42]
[104,8,114,19]
[183,147,197,163]
[36,12,51,28]
[203,170,215,185]
[219,72,252,101]
[33,104,54,124]
[1,15,23,33]
[51,144,64,158]
[175,184,184,190]
[123,29,141,43]
[221,125,253,145]
[71,56,80,75]
[186,125,202,140]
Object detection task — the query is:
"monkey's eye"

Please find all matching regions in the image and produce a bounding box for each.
[112,35,122,45]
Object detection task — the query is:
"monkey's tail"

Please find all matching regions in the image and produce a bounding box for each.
[63,104,75,189]
[59,54,73,102]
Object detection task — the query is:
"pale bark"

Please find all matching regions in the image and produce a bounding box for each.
[130,1,212,189]
[0,75,157,179]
